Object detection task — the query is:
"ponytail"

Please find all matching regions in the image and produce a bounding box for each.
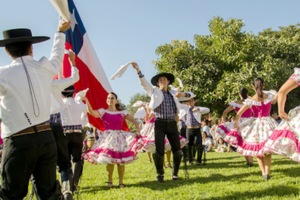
[239,87,248,101]
[253,77,264,101]
[115,103,122,111]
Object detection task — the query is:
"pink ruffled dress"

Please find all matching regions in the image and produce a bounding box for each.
[224,91,278,157]
[82,109,144,165]
[215,101,253,141]
[140,114,188,153]
[264,68,300,162]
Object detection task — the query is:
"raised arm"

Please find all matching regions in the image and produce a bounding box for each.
[81,96,101,118]
[132,62,154,96]
[278,79,298,120]
[48,21,71,77]
[144,104,154,121]
[234,104,249,130]
[222,106,234,123]
[52,51,80,90]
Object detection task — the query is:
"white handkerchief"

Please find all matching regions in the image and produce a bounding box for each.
[74,88,89,104]
[133,101,145,107]
[134,107,146,119]
[110,62,133,80]
[177,78,183,87]
[50,0,70,21]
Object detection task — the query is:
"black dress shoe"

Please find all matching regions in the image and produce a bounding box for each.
[248,162,253,167]
[157,175,164,183]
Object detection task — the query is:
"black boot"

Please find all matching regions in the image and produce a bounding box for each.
[182,146,188,162]
[46,180,63,200]
[153,152,164,183]
[61,169,73,200]
[196,145,204,165]
[0,188,9,200]
[72,161,83,193]
[187,145,193,164]
[172,150,182,180]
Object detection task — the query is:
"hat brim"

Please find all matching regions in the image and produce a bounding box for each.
[151,73,175,86]
[0,36,50,47]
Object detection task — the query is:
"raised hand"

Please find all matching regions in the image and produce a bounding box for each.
[58,21,71,32]
[131,62,140,73]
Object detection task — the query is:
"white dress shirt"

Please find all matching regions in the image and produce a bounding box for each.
[51,66,79,114]
[0,32,65,138]
[60,98,87,126]
[179,104,210,123]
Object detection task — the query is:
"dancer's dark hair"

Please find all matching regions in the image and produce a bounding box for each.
[5,41,32,57]
[214,118,219,125]
[253,77,264,101]
[239,88,248,101]
[110,92,122,111]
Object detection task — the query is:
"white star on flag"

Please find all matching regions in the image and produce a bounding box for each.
[70,9,78,31]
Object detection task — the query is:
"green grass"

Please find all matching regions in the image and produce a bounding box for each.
[27,152,300,200]
[72,152,300,200]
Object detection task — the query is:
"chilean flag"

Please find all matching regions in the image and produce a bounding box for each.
[61,0,129,131]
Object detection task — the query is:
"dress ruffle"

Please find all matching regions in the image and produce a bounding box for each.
[215,118,252,141]
[140,123,188,153]
[82,129,144,165]
[263,106,300,162]
[224,117,278,157]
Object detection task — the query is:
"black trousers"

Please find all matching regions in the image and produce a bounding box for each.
[180,127,187,160]
[51,123,71,172]
[154,119,182,176]
[64,133,83,163]
[186,128,203,163]
[155,119,181,155]
[1,130,58,200]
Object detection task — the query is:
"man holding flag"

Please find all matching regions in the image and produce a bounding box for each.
[0,20,70,199]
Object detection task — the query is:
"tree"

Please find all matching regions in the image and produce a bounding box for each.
[154,16,300,116]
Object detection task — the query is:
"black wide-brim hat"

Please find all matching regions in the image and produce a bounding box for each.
[62,85,81,97]
[0,28,50,47]
[151,73,175,86]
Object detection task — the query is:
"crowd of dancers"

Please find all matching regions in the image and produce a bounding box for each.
[0,19,300,200]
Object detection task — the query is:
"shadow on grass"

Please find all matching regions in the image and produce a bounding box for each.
[201,185,299,200]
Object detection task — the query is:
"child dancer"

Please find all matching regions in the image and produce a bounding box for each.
[216,88,254,165]
[81,92,143,188]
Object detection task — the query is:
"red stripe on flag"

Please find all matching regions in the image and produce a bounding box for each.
[62,42,129,132]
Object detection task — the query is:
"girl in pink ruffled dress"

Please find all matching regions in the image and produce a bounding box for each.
[81,92,144,188]
[264,68,300,163]
[225,78,277,180]
[216,88,253,142]
[217,88,254,165]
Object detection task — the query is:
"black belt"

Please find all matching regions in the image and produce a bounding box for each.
[12,124,51,137]
[156,118,176,122]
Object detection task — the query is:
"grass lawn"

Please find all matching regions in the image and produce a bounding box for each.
[69,152,300,200]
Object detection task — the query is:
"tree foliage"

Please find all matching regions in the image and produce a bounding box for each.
[154,16,300,116]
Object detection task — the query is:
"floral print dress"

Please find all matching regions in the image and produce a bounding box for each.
[224,91,278,157]
[82,109,144,165]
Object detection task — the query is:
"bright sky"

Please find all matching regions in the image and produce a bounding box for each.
[0,0,299,105]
